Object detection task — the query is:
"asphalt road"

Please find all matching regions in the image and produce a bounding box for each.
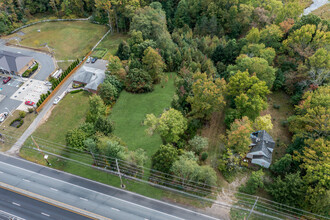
[0,187,92,220]
[0,39,55,81]
[0,154,220,220]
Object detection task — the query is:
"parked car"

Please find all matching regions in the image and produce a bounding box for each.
[0,112,8,123]
[91,57,97,63]
[3,77,11,84]
[44,81,52,86]
[53,96,61,105]
[86,57,91,63]
[25,101,35,106]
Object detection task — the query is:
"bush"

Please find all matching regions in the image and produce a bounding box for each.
[125,68,153,93]
[28,108,34,113]
[10,118,24,128]
[239,170,264,194]
[201,152,208,161]
[273,104,280,109]
[281,120,288,127]
[188,135,208,155]
[19,111,26,118]
[70,89,84,94]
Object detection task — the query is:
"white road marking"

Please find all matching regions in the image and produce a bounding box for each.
[23,179,30,182]
[50,187,58,191]
[80,197,88,201]
[0,171,3,174]
[12,202,21,206]
[111,208,120,212]
[0,160,218,220]
[41,212,50,217]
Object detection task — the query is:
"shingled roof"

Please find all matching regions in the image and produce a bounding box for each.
[0,50,33,73]
[73,66,105,92]
[249,130,275,165]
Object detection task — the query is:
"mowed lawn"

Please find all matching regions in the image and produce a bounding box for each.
[32,91,90,144]
[12,21,108,60]
[111,73,176,166]
[94,33,128,59]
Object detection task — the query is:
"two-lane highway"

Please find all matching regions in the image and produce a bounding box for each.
[0,187,93,220]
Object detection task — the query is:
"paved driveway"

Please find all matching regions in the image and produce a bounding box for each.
[0,40,56,81]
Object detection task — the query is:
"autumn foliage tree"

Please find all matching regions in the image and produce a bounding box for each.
[142,47,166,83]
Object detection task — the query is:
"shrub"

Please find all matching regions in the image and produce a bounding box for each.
[125,68,153,93]
[239,170,264,194]
[19,111,26,118]
[28,108,34,113]
[70,89,84,94]
[188,135,208,155]
[273,104,281,109]
[201,152,208,161]
[281,120,288,127]
[10,118,24,128]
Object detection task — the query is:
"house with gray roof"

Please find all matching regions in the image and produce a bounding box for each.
[0,50,35,75]
[73,66,105,93]
[246,130,275,168]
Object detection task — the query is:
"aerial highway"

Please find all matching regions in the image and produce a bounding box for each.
[0,154,220,220]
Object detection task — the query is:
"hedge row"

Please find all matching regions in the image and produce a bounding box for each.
[51,59,80,90]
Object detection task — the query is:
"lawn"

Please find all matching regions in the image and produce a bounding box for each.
[0,110,37,152]
[9,21,108,60]
[32,91,90,144]
[93,33,128,59]
[110,73,176,167]
[311,3,330,20]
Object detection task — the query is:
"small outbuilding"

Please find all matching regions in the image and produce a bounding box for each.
[246,130,275,168]
[0,50,35,75]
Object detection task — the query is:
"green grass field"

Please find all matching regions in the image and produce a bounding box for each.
[110,73,176,167]
[10,21,108,60]
[32,91,90,144]
[93,33,128,59]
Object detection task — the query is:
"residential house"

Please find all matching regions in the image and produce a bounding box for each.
[73,66,105,93]
[246,130,275,168]
[0,50,35,75]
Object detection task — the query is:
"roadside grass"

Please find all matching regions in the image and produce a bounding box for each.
[110,73,176,167]
[0,110,36,152]
[311,3,330,20]
[57,61,73,71]
[93,33,128,59]
[32,91,90,144]
[260,91,294,161]
[8,21,108,60]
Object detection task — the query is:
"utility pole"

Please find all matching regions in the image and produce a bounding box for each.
[31,136,51,166]
[247,196,258,220]
[115,159,125,188]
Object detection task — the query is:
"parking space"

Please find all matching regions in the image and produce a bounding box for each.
[84,59,108,70]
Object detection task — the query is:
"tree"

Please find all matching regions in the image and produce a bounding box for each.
[142,47,166,83]
[267,172,306,207]
[66,128,87,151]
[187,72,226,120]
[116,40,130,60]
[86,95,106,123]
[151,144,178,173]
[294,138,330,213]
[188,135,208,155]
[98,136,126,161]
[144,108,187,144]
[288,86,330,140]
[125,148,148,167]
[97,81,118,105]
[227,116,253,157]
[270,154,293,175]
[253,114,273,132]
[227,55,276,88]
[308,48,330,86]
[212,39,240,65]
[228,71,270,120]
[94,116,113,136]
[125,68,153,93]
[259,24,284,50]
[107,55,126,81]
[241,43,276,65]
[95,0,113,32]
[239,170,264,194]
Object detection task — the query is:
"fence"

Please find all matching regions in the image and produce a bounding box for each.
[35,51,91,113]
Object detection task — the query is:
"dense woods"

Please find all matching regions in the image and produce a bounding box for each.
[2,0,329,216]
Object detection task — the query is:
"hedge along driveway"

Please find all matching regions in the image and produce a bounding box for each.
[110,73,176,167]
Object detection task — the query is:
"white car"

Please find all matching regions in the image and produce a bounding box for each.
[44,81,52,86]
[53,96,61,105]
[0,112,8,123]
[86,57,91,63]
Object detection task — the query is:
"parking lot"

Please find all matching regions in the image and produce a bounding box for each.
[0,75,25,115]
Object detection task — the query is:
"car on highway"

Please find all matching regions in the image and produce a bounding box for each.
[53,96,61,105]
[86,57,91,63]
[3,77,11,84]
[0,112,8,123]
[25,101,35,106]
[91,57,97,63]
